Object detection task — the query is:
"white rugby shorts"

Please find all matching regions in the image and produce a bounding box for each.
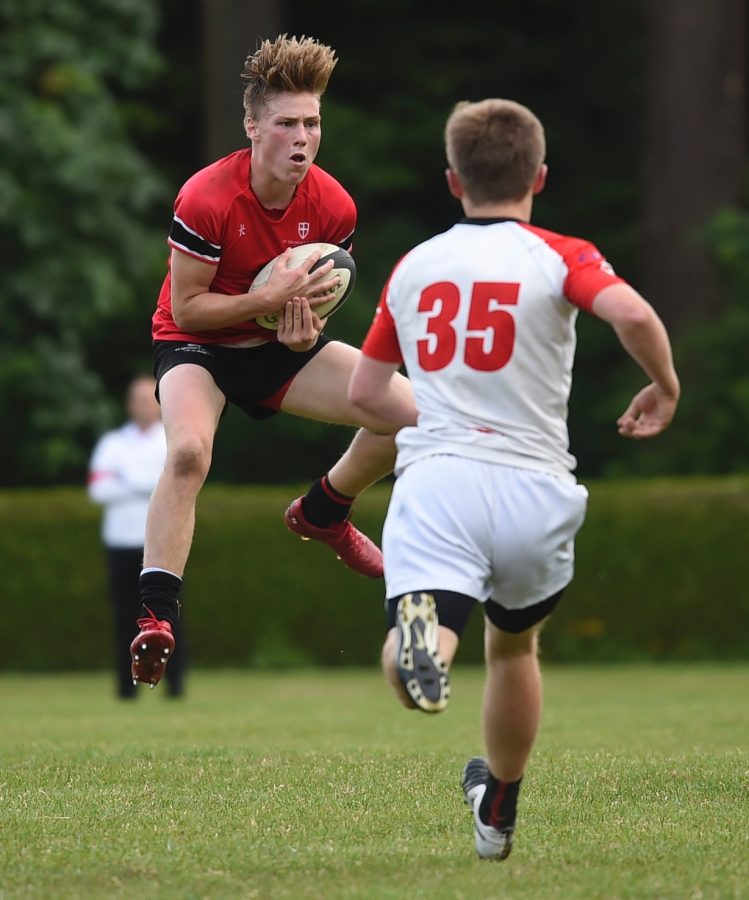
[382,455,588,610]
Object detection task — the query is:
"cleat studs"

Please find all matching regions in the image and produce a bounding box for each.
[163,648,169,654]
[134,655,140,661]
[301,536,310,542]
[141,643,147,650]
[160,658,166,664]
[132,679,138,686]
[149,684,155,690]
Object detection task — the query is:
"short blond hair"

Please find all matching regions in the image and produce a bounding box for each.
[242,34,337,119]
[445,99,546,204]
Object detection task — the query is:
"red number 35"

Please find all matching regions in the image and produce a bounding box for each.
[416,281,520,372]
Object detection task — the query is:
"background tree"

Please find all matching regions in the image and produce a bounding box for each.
[202,0,285,162]
[0,0,167,484]
[642,0,747,331]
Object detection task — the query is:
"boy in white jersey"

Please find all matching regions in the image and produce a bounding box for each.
[348,98,679,860]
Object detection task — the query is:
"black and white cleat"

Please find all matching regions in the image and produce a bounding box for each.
[461,757,515,861]
[395,592,450,713]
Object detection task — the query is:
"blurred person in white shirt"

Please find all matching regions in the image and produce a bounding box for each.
[88,375,186,698]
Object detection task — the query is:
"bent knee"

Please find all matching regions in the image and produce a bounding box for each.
[167,436,212,483]
[485,621,542,661]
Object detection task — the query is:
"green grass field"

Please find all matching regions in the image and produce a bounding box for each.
[1,666,747,899]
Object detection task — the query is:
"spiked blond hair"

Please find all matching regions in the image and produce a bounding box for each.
[445,99,546,204]
[242,34,337,119]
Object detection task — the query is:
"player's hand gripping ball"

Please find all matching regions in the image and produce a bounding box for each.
[252,242,356,330]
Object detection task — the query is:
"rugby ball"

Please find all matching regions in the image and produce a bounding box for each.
[251,242,356,330]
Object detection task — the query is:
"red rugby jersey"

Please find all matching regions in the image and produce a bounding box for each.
[152,149,356,344]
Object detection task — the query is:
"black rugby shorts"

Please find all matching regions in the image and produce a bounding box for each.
[152,335,331,420]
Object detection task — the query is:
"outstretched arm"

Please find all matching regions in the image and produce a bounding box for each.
[591,284,680,439]
[348,356,418,431]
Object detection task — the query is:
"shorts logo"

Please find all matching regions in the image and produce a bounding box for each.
[175,343,211,356]
[298,222,310,239]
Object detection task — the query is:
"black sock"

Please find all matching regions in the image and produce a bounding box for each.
[301,475,354,528]
[139,570,182,628]
[479,773,522,829]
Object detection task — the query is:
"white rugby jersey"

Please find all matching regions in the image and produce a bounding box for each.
[88,421,167,548]
[361,218,625,481]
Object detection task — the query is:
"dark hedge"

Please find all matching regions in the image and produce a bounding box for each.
[1,479,748,671]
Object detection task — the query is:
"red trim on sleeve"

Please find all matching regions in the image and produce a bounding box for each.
[520,224,626,312]
[361,299,402,363]
[361,256,408,364]
[87,471,114,484]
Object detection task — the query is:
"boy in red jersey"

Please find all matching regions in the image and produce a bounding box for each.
[131,35,412,687]
[349,99,679,859]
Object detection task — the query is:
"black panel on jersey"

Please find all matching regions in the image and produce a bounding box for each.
[337,230,354,251]
[169,216,221,262]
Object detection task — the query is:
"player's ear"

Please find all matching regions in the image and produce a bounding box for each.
[446,168,464,199]
[245,115,259,141]
[532,163,548,196]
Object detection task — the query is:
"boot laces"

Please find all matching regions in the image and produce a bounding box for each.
[136,605,171,632]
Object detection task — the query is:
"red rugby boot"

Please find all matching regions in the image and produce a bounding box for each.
[284,497,384,578]
[130,607,175,687]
